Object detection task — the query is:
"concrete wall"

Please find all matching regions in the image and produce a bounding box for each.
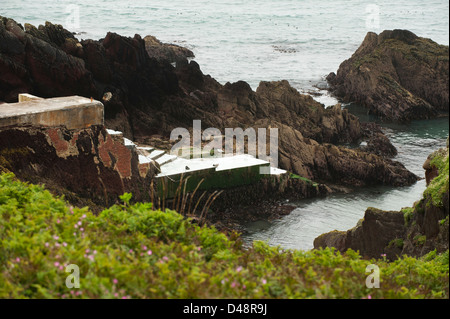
[0,96,104,130]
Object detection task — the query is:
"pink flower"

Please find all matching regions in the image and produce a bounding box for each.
[129,249,133,254]
[114,293,119,298]
[85,249,90,254]
[236,266,243,273]
[261,279,267,285]
[56,219,61,224]
[162,256,169,261]
[54,262,60,267]
[78,221,82,226]
[122,296,128,299]
[147,250,152,256]
[53,235,59,240]
[231,282,238,288]
[15,257,20,263]
[142,245,147,250]
[74,224,78,229]
[368,295,372,299]
[113,279,118,285]
[82,214,87,219]
[59,265,64,271]
[93,250,97,255]
[63,242,68,247]
[45,242,50,247]
[76,291,82,296]
[80,228,84,232]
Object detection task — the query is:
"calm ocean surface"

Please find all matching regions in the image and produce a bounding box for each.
[2,0,449,250]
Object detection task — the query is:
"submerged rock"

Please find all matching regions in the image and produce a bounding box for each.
[327,30,449,121]
[0,125,156,210]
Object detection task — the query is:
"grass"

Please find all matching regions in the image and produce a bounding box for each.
[424,148,449,208]
[289,173,319,187]
[0,172,448,299]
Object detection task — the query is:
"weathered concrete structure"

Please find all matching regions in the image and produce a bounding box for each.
[0,94,290,202]
[0,95,104,130]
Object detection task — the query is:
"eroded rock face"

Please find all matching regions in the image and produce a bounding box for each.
[327,30,449,121]
[0,125,155,210]
[314,144,449,260]
[0,17,418,190]
[314,208,406,259]
[144,35,194,65]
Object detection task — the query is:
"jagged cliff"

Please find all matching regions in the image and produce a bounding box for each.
[0,125,155,210]
[314,140,449,260]
[0,17,418,192]
[327,30,449,121]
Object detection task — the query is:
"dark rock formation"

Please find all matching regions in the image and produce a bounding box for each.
[0,17,418,191]
[327,30,449,121]
[143,35,194,65]
[314,143,449,260]
[0,125,155,210]
[360,122,398,157]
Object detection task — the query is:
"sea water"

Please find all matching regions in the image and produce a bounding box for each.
[2,0,449,95]
[2,0,449,250]
[243,117,449,251]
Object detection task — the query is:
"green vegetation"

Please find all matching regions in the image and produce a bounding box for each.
[424,148,449,208]
[388,238,404,250]
[289,173,319,187]
[0,172,448,299]
[402,207,415,226]
[413,235,427,246]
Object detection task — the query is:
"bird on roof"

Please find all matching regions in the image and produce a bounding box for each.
[185,166,190,170]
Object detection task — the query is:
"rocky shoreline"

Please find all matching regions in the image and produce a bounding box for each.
[314,140,449,260]
[327,30,449,122]
[0,17,448,237]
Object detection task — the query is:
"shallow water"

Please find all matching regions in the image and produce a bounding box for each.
[242,117,449,251]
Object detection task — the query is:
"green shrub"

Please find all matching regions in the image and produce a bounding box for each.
[424,149,449,208]
[0,172,448,299]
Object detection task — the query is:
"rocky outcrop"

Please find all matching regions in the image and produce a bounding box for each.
[0,17,418,191]
[143,35,194,65]
[360,122,398,157]
[327,30,449,121]
[314,143,449,260]
[0,125,156,210]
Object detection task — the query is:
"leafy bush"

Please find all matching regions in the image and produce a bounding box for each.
[0,172,448,299]
[424,148,449,208]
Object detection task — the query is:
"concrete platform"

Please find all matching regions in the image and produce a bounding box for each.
[0,96,104,130]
